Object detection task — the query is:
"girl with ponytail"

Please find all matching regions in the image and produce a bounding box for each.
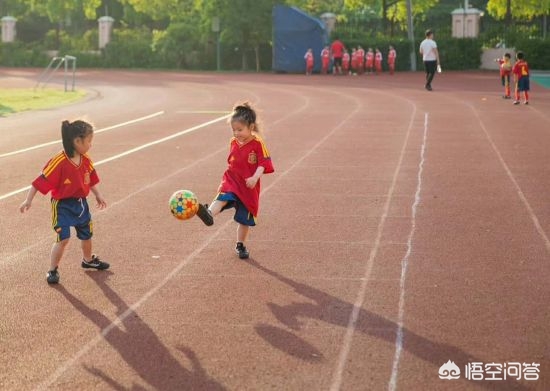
[19,119,109,284]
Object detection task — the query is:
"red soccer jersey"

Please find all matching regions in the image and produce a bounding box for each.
[304,52,314,67]
[388,49,396,65]
[342,53,350,70]
[365,52,374,67]
[32,151,99,200]
[330,40,345,59]
[219,136,274,217]
[512,60,529,79]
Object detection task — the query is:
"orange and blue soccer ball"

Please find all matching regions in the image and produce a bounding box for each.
[169,189,199,220]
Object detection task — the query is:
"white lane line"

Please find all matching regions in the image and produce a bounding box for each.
[470,104,550,254]
[35,88,357,390]
[0,114,230,201]
[330,105,418,391]
[0,111,165,158]
[388,113,428,391]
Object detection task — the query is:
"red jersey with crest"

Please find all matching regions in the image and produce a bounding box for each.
[32,151,99,200]
[219,136,274,217]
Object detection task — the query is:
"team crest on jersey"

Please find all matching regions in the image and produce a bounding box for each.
[84,171,90,185]
[248,151,257,164]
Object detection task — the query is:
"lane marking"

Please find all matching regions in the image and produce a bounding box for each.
[330,103,418,391]
[0,114,230,201]
[470,104,550,254]
[388,112,429,391]
[176,110,231,114]
[0,111,165,159]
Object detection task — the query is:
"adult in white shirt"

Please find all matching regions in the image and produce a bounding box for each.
[419,29,440,91]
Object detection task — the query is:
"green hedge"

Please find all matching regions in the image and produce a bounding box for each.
[2,27,547,72]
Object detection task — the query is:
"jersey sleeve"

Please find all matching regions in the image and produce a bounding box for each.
[32,154,64,195]
[256,138,274,174]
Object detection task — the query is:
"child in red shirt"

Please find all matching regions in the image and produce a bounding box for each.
[320,46,330,74]
[495,53,512,99]
[19,120,109,284]
[374,48,383,75]
[387,46,397,75]
[342,50,350,75]
[196,103,274,259]
[512,51,530,104]
[365,48,374,74]
[304,48,314,75]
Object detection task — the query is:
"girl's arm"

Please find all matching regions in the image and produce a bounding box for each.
[90,185,107,209]
[19,186,38,213]
[246,166,265,189]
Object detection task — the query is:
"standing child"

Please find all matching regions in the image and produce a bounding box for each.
[495,53,512,99]
[320,46,330,75]
[512,51,530,105]
[342,50,350,75]
[387,45,397,75]
[195,103,274,259]
[304,48,314,75]
[356,46,365,75]
[374,48,383,75]
[19,120,109,284]
[350,48,358,75]
[365,48,374,74]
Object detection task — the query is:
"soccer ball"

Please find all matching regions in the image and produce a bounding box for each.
[169,189,199,220]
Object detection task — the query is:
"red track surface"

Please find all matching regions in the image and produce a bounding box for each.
[1,68,549,391]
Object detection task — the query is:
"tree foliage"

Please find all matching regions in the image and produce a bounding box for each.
[486,0,550,20]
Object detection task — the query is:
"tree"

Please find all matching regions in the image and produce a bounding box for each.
[487,0,550,21]
[195,0,278,71]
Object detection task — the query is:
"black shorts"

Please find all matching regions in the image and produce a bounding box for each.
[333,57,342,67]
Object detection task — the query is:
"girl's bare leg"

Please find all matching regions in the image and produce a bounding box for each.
[81,238,92,261]
[50,239,69,270]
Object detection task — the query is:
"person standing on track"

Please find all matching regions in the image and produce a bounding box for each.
[374,48,383,75]
[419,29,440,91]
[387,45,397,75]
[304,48,314,75]
[494,52,512,99]
[512,51,530,105]
[19,120,109,284]
[320,46,330,75]
[330,36,345,75]
[195,102,275,260]
[365,48,374,75]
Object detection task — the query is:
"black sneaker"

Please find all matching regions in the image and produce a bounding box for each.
[81,255,110,270]
[235,242,249,259]
[196,203,214,226]
[46,267,59,284]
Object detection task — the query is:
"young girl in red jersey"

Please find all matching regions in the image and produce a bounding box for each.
[196,103,274,259]
[19,120,109,284]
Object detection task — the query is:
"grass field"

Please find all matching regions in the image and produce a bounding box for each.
[0,88,86,116]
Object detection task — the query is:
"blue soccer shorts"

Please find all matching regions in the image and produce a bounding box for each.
[215,192,256,226]
[51,198,93,242]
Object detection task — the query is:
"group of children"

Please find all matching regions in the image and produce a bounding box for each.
[495,51,530,105]
[20,103,274,284]
[304,44,397,76]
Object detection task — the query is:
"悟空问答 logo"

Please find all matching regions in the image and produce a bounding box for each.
[439,360,461,380]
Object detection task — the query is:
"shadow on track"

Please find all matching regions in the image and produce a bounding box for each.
[54,271,225,391]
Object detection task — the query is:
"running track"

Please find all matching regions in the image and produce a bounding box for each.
[0,68,549,390]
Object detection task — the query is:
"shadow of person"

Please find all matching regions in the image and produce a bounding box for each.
[54,271,225,391]
[246,259,531,391]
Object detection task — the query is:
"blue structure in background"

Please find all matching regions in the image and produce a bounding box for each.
[272,5,328,73]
